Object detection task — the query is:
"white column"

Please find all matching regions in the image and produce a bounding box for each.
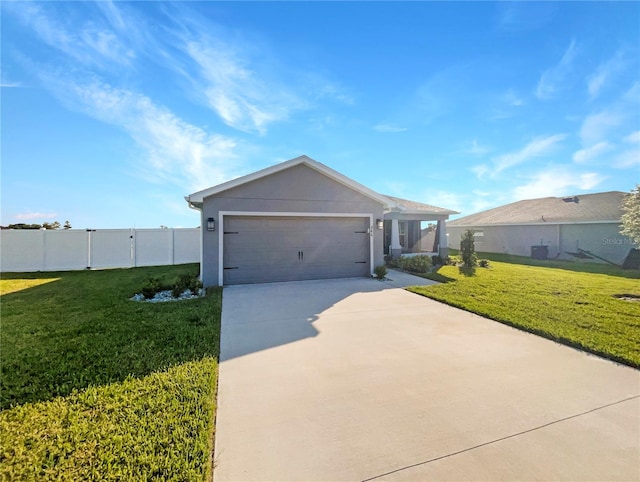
[438,219,448,255]
[391,219,401,255]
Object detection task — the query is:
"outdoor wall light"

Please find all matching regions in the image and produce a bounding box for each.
[207,217,216,231]
[376,219,384,230]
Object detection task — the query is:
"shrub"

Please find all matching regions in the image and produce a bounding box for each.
[141,277,167,299]
[478,259,491,268]
[374,265,388,280]
[171,273,203,298]
[401,255,432,273]
[448,255,462,265]
[385,255,399,268]
[460,229,478,268]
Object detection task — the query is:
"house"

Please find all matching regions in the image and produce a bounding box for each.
[447,191,636,266]
[185,155,457,286]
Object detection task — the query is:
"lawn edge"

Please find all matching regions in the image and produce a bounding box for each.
[407,287,640,370]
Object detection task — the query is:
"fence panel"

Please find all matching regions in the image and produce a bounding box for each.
[173,229,200,264]
[135,229,173,267]
[44,230,89,271]
[89,230,134,269]
[0,228,201,272]
[0,230,45,272]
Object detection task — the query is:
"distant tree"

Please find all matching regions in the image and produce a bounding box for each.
[42,221,61,230]
[460,229,478,268]
[620,185,640,245]
[6,223,41,229]
[63,220,72,230]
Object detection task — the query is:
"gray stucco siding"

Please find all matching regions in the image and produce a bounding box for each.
[448,223,635,265]
[200,164,384,286]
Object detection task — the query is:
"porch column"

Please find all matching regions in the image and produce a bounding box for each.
[437,219,449,257]
[391,219,402,258]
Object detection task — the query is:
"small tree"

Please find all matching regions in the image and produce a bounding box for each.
[42,221,61,230]
[460,229,477,268]
[620,185,640,245]
[63,220,72,230]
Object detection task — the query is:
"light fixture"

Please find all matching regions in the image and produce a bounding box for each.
[207,217,215,231]
[376,219,384,230]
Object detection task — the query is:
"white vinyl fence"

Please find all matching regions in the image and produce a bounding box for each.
[0,228,200,272]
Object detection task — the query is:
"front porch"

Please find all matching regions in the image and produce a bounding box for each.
[382,195,458,258]
[383,219,448,257]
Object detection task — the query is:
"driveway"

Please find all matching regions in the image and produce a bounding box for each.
[214,273,640,481]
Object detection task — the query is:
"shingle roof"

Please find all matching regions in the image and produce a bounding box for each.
[384,195,459,215]
[448,191,627,226]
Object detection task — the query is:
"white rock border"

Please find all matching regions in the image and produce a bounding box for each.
[130,288,206,303]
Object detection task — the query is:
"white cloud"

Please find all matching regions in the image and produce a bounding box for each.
[40,70,238,191]
[512,167,604,200]
[623,81,640,102]
[472,164,490,179]
[624,131,640,144]
[572,141,613,163]
[180,35,305,135]
[614,150,640,169]
[466,139,490,156]
[503,89,524,107]
[579,110,622,145]
[587,50,628,100]
[493,134,567,173]
[422,190,464,213]
[6,2,134,69]
[535,39,577,100]
[15,212,57,220]
[373,124,408,133]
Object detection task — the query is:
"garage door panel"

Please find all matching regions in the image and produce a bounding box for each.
[222,216,370,285]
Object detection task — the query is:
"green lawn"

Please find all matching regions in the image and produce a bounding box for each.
[410,258,640,368]
[0,265,221,481]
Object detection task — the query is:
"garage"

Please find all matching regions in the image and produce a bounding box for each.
[222,216,371,285]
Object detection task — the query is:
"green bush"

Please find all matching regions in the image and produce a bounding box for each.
[141,277,170,299]
[374,265,388,280]
[460,229,478,268]
[479,259,491,268]
[448,255,462,265]
[385,255,399,268]
[400,255,432,273]
[171,273,203,298]
[140,273,202,300]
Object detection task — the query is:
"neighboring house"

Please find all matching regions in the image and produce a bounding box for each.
[186,155,457,286]
[447,191,637,266]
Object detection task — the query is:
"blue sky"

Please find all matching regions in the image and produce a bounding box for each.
[2,1,639,228]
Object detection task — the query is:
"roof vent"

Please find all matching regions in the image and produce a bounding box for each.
[562,196,579,203]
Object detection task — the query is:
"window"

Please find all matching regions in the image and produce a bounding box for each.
[399,222,407,248]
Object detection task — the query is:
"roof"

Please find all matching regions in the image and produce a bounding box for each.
[186,155,457,217]
[385,195,459,216]
[186,155,394,209]
[448,191,627,227]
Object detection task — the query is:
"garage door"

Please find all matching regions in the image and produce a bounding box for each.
[223,216,370,285]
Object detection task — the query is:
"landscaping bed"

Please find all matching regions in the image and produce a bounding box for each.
[409,259,640,368]
[0,265,221,481]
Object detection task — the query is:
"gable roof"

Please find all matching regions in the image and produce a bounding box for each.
[385,195,459,216]
[448,191,627,227]
[186,155,395,208]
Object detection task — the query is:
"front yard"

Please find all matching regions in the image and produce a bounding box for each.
[2,257,638,480]
[0,264,221,481]
[410,257,640,368]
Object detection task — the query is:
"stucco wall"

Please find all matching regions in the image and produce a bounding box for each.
[201,164,385,286]
[447,223,635,265]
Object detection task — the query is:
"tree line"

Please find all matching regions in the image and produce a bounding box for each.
[1,221,72,230]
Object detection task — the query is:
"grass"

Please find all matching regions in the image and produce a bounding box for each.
[0,265,221,481]
[411,258,640,368]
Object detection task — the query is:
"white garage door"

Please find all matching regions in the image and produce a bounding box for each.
[223,216,370,285]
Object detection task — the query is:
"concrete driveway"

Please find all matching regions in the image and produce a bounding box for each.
[214,273,640,481]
